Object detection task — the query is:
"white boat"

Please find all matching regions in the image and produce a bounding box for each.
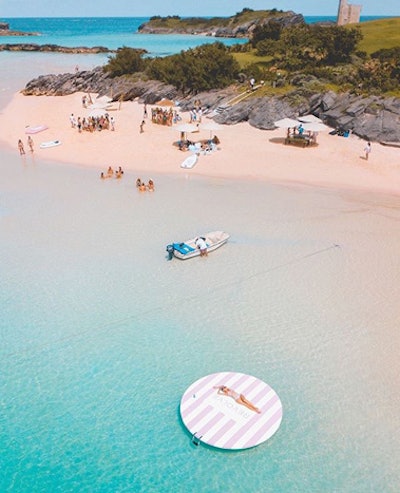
[180,153,198,169]
[166,231,230,260]
[39,140,61,149]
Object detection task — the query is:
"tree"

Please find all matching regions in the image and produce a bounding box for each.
[104,47,146,77]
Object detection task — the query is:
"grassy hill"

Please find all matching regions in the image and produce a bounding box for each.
[356,17,400,53]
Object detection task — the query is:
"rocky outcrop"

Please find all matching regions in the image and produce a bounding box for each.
[0,43,112,53]
[21,68,400,143]
[0,22,39,36]
[138,12,304,38]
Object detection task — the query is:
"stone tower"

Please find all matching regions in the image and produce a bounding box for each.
[337,0,362,25]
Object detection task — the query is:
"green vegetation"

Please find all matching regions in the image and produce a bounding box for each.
[357,17,400,53]
[105,15,400,97]
[105,42,240,94]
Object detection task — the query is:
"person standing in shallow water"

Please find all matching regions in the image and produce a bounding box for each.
[18,139,25,155]
[27,135,34,152]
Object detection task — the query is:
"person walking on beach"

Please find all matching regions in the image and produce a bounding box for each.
[18,139,25,155]
[140,120,145,133]
[143,104,148,119]
[27,135,34,152]
[364,142,371,160]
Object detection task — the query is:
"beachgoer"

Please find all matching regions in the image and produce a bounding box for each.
[298,123,304,135]
[147,179,154,191]
[27,135,34,152]
[70,113,76,128]
[140,120,145,133]
[110,116,115,131]
[249,77,255,90]
[107,166,114,177]
[214,385,261,414]
[136,178,142,188]
[364,142,371,160]
[82,95,87,108]
[143,104,148,118]
[195,237,208,257]
[139,182,147,192]
[100,172,107,179]
[18,139,25,155]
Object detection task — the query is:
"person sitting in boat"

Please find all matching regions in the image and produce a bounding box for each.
[195,237,208,257]
[214,385,261,414]
[147,179,155,191]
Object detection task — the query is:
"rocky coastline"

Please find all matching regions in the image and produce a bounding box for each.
[21,67,400,143]
[138,11,304,38]
[0,43,113,54]
[0,22,39,36]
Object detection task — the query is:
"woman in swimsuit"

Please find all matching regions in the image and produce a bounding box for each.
[214,385,261,413]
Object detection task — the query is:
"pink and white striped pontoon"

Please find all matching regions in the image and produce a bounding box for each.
[180,371,283,450]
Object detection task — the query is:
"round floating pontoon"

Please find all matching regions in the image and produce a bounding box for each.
[180,371,282,450]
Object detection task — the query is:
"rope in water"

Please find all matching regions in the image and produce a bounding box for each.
[2,243,341,359]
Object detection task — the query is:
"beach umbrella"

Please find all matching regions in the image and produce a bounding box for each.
[298,114,322,123]
[174,123,199,133]
[88,108,108,118]
[274,117,299,128]
[156,98,175,107]
[302,122,331,132]
[199,121,223,139]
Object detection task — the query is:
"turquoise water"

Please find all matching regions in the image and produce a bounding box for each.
[0,17,247,56]
[1,27,400,493]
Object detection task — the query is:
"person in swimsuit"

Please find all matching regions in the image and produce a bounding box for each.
[214,385,261,413]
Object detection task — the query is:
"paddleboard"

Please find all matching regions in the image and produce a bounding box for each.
[180,153,198,169]
[25,125,48,134]
[39,140,61,149]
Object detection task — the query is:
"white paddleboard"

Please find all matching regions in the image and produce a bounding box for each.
[39,140,61,149]
[180,153,198,169]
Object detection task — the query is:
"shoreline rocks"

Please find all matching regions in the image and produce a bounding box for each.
[21,67,400,143]
[0,43,113,54]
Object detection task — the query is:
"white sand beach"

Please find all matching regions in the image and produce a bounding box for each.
[1,91,399,194]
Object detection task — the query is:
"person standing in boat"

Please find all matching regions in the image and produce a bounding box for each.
[195,237,208,257]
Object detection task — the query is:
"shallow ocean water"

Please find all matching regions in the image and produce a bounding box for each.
[1,35,400,492]
[1,147,400,492]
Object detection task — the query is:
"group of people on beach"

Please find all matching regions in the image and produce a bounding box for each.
[136,178,155,192]
[70,113,115,133]
[151,107,181,126]
[100,166,124,179]
[17,136,34,155]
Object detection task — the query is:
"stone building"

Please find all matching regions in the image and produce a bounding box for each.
[337,0,362,25]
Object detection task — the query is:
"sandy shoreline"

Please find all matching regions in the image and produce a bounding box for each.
[1,91,399,194]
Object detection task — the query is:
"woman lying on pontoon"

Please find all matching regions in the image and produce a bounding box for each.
[214,385,261,413]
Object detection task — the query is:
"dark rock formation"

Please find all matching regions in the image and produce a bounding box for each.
[21,68,400,143]
[138,12,304,38]
[0,43,112,53]
[0,22,39,36]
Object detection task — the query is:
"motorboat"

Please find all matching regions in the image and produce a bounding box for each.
[166,231,230,260]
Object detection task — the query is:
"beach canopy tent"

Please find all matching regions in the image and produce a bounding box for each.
[302,122,331,132]
[298,114,322,123]
[274,117,300,128]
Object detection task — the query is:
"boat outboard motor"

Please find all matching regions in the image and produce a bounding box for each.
[166,244,174,260]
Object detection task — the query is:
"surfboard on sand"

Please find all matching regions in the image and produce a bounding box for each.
[180,153,198,169]
[39,140,61,149]
[25,125,48,134]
